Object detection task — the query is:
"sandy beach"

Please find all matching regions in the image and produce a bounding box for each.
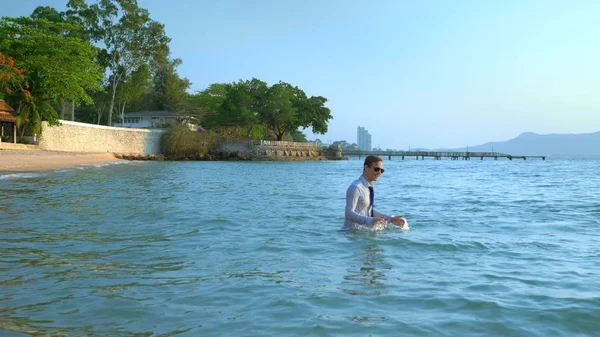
[0,149,124,173]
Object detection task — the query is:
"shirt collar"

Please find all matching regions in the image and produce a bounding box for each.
[359,175,372,187]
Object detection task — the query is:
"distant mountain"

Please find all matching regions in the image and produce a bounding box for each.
[440,131,600,158]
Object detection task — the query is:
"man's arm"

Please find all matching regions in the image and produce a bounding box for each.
[373,208,392,222]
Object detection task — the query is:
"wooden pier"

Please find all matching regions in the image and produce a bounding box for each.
[342,150,546,161]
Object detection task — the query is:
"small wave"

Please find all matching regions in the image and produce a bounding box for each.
[343,223,410,233]
[0,172,49,180]
[89,160,136,168]
[68,160,136,171]
[407,239,490,252]
[0,161,135,180]
[206,218,233,224]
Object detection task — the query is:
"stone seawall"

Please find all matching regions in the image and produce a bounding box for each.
[214,140,344,160]
[39,120,163,155]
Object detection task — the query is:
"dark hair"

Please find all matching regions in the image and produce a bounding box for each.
[363,155,382,168]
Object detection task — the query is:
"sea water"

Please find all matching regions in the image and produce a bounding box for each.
[1,158,599,336]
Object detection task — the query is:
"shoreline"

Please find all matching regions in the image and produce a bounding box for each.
[0,149,125,174]
[0,147,344,175]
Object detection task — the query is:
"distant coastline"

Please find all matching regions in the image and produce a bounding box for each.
[432,131,600,158]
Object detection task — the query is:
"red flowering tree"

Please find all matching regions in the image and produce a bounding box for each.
[0,52,30,99]
[0,52,46,138]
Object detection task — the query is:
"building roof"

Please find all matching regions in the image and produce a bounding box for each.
[123,110,178,118]
[0,111,17,123]
[0,100,15,113]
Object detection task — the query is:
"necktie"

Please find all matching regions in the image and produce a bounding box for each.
[368,186,374,217]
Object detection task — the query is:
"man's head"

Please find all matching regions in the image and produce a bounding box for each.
[363,155,384,183]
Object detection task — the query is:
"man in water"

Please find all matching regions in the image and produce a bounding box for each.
[344,155,407,230]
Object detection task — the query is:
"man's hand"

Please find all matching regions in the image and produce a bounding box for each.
[373,216,388,229]
[390,216,406,228]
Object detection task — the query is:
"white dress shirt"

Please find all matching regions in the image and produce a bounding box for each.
[344,175,392,230]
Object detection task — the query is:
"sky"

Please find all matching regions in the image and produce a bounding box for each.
[3,0,600,149]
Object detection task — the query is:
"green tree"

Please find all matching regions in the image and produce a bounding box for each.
[346,143,359,151]
[114,64,150,122]
[0,17,103,107]
[196,79,332,141]
[151,56,191,113]
[290,130,308,142]
[75,89,110,124]
[190,83,232,116]
[296,95,332,135]
[259,82,297,140]
[200,79,268,138]
[30,6,64,23]
[331,140,358,151]
[30,3,104,121]
[75,0,170,125]
[15,90,57,137]
[220,78,268,137]
[258,81,332,141]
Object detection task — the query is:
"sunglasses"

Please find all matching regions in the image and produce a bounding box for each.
[373,167,385,174]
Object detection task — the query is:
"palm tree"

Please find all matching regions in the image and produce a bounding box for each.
[15,91,55,140]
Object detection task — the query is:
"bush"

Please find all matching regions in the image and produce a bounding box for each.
[160,124,224,160]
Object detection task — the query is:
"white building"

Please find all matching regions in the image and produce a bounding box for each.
[113,111,197,129]
[357,126,372,151]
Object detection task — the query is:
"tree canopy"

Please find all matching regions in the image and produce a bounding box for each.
[0,17,102,105]
[192,78,332,141]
